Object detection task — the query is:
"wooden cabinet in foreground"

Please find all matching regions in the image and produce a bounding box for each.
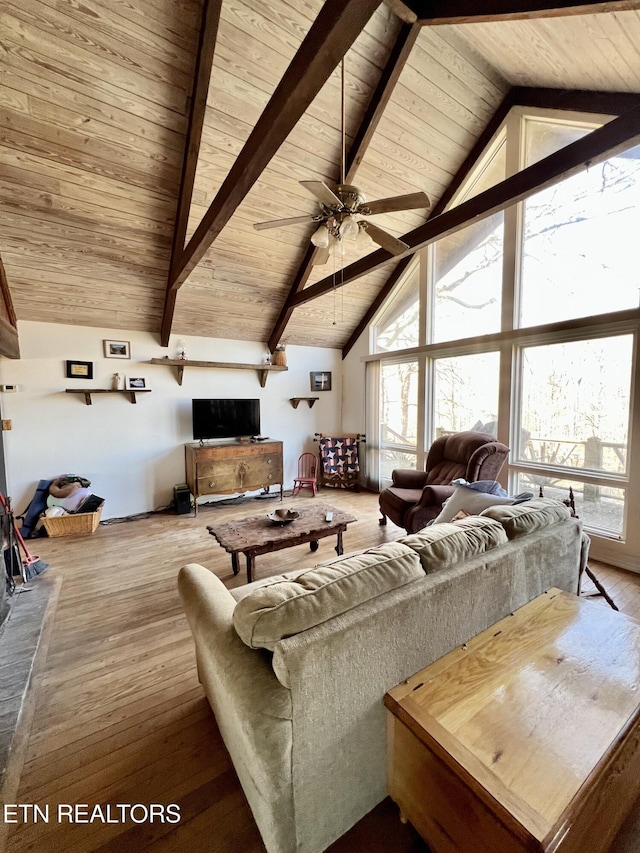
[185,441,283,514]
[384,589,640,853]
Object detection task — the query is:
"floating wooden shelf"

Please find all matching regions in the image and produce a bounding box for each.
[290,397,319,409]
[148,358,287,387]
[66,389,151,405]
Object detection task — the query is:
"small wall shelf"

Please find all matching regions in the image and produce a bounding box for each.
[148,358,287,387]
[66,389,151,405]
[290,397,319,409]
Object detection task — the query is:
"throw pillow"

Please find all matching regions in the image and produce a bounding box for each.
[433,483,515,524]
[232,541,424,651]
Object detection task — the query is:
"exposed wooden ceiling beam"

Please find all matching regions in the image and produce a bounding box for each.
[512,86,640,115]
[0,256,20,359]
[267,21,420,353]
[345,24,421,181]
[161,0,222,347]
[168,0,381,298]
[295,102,640,309]
[382,0,419,24]
[416,1,640,24]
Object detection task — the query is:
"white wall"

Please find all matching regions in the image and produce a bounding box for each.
[0,322,342,518]
[342,331,374,488]
[341,333,367,436]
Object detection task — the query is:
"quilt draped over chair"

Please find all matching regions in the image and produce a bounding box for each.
[315,434,363,490]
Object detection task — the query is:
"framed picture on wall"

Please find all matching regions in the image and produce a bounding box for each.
[310,371,332,392]
[66,360,93,379]
[104,340,131,359]
[126,377,147,390]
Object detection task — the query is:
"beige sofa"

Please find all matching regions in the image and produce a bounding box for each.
[178,499,587,853]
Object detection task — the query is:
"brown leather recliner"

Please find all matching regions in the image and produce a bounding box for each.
[379,431,510,534]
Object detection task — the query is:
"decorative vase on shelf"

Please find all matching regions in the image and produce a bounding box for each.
[273,346,287,367]
[111,373,121,391]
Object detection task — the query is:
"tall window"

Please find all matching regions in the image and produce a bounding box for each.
[432,214,504,343]
[432,135,506,343]
[379,359,419,484]
[514,336,632,536]
[369,106,639,546]
[433,352,500,435]
[521,131,640,327]
[372,258,420,353]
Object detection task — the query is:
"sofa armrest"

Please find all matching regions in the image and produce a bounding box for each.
[391,468,428,488]
[178,563,295,853]
[178,564,290,704]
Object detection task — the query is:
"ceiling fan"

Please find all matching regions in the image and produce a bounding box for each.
[253,182,430,264]
[252,60,430,264]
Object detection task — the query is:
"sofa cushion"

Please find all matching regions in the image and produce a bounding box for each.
[232,541,424,651]
[479,497,571,539]
[433,482,515,524]
[399,515,508,573]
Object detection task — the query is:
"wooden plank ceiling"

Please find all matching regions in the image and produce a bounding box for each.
[2,1,640,352]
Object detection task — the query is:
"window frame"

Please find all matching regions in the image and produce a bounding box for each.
[366,105,640,559]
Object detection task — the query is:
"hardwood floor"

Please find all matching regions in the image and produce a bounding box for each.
[1,489,638,853]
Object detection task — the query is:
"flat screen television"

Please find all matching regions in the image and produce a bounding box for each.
[192,398,260,441]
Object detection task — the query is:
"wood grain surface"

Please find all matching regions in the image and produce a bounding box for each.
[5,2,639,347]
[386,589,640,852]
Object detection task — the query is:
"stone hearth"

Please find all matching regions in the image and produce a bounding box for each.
[0,573,59,788]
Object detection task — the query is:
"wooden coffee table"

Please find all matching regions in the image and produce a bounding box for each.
[207,502,357,583]
[385,589,640,853]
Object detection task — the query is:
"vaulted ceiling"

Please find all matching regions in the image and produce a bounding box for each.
[2,0,640,359]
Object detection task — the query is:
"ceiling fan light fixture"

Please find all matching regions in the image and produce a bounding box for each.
[339,214,360,241]
[310,223,331,249]
[355,223,372,251]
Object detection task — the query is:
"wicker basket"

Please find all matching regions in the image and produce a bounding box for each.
[42,502,104,537]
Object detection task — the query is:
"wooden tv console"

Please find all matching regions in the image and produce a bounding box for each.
[185,441,283,514]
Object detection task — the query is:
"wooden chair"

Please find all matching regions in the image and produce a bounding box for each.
[292,452,318,496]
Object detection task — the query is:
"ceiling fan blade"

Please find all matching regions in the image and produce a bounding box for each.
[364,222,409,256]
[312,246,331,265]
[300,181,342,207]
[253,215,313,231]
[362,191,431,216]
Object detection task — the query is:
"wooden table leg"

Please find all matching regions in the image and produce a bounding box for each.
[246,553,255,584]
[231,553,239,576]
[336,530,343,556]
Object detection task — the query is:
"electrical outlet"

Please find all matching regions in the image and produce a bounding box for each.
[2,420,12,431]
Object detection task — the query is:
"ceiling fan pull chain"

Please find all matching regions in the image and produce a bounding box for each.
[252,50,430,259]
[341,58,346,186]
[332,241,337,325]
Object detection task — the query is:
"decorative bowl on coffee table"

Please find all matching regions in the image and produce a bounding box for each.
[267,509,299,525]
